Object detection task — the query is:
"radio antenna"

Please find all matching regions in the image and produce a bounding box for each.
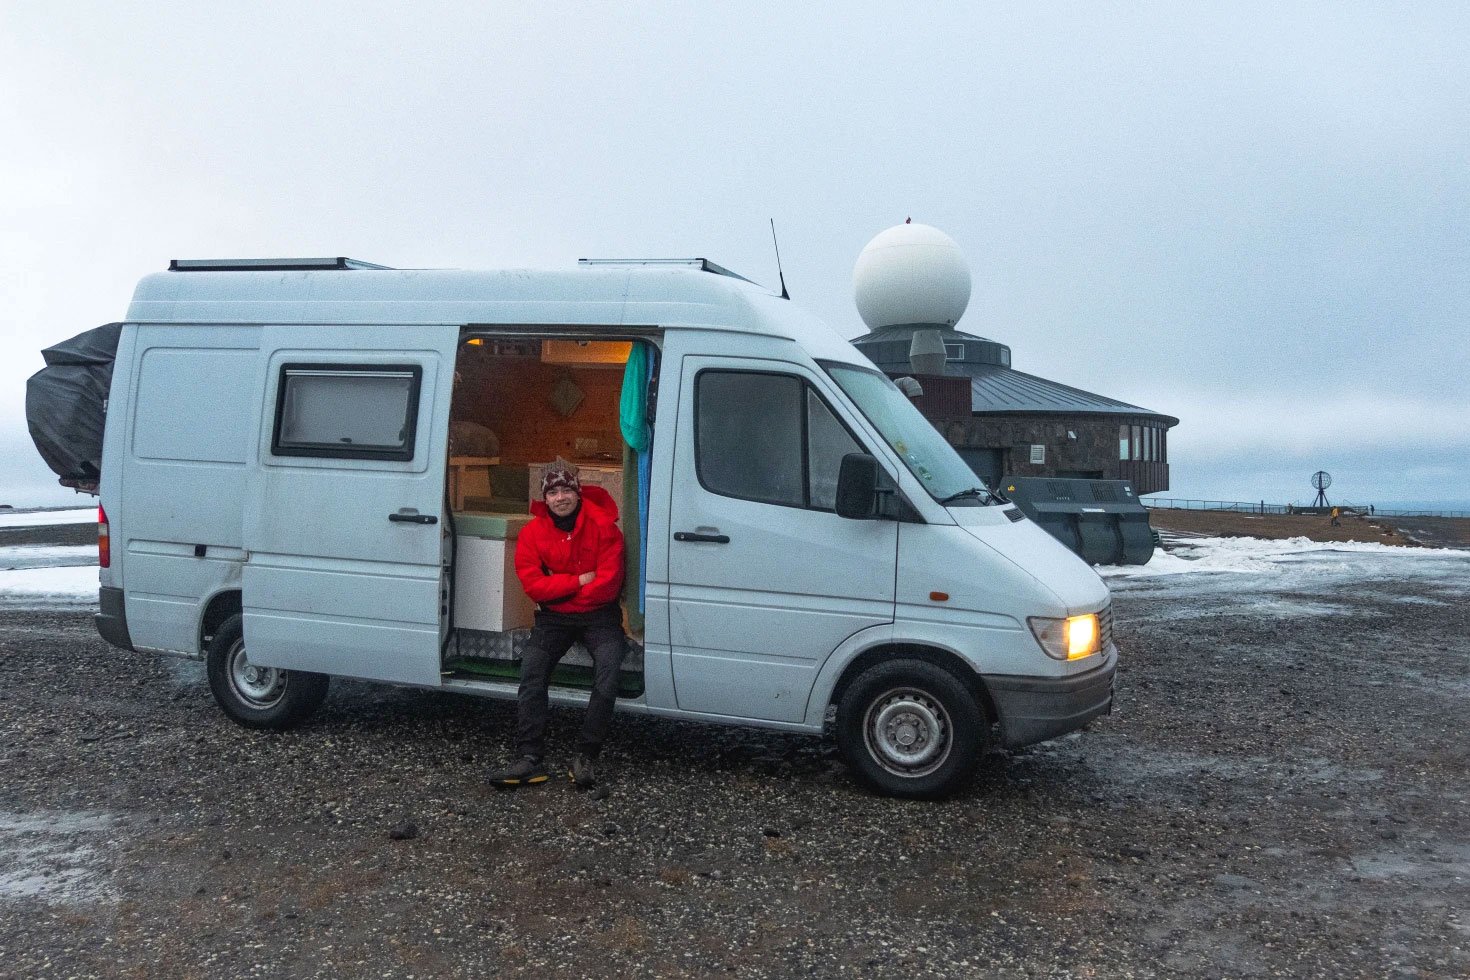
[769,219,790,300]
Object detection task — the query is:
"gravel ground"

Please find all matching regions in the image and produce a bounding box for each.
[0,536,1467,978]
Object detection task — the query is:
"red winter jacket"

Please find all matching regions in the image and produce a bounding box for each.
[514,485,626,614]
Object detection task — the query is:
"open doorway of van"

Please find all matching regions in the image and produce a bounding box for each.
[440,334,656,699]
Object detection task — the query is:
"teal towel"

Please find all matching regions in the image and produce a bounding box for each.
[619,343,651,452]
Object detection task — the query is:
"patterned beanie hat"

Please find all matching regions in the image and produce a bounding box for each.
[541,457,581,497]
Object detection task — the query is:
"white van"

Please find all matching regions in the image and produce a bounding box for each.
[79,256,1115,798]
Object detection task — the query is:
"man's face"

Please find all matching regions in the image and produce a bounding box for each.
[545,485,580,518]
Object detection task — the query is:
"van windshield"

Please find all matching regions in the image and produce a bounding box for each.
[823,363,995,505]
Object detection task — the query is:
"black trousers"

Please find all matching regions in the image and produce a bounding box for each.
[514,605,626,760]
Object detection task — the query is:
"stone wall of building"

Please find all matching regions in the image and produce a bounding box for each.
[935,413,1171,495]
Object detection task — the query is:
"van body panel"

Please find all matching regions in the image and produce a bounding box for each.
[123,546,244,657]
[127,268,875,358]
[951,514,1111,620]
[97,325,136,593]
[664,347,898,722]
[118,326,262,653]
[638,592,676,708]
[896,522,1090,678]
[239,324,457,686]
[800,621,897,727]
[245,611,440,687]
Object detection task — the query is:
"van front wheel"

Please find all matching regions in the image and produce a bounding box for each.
[206,614,329,729]
[836,659,985,799]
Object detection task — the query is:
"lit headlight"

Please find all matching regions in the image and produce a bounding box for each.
[1028,613,1101,661]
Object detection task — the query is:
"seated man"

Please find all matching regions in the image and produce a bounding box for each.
[488,459,627,789]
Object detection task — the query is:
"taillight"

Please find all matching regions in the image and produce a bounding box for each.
[98,505,110,568]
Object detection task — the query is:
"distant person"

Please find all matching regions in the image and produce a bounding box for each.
[1370,504,1375,516]
[487,459,627,791]
[1330,506,1341,527]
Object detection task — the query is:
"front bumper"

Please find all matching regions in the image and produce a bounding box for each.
[983,646,1116,749]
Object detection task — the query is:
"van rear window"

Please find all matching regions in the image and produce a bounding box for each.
[271,364,421,461]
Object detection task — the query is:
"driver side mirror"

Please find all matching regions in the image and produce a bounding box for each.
[835,453,880,520]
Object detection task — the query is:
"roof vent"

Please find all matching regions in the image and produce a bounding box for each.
[168,257,392,272]
[578,257,754,284]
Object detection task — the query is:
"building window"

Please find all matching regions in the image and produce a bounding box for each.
[1119,424,1129,461]
[695,370,862,511]
[271,364,422,461]
[944,343,965,361]
[1131,424,1143,461]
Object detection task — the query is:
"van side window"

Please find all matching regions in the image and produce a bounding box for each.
[271,364,422,461]
[695,370,862,511]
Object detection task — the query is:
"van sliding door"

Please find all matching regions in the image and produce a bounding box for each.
[240,325,458,686]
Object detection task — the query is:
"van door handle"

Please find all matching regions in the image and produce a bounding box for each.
[389,512,439,525]
[674,531,730,544]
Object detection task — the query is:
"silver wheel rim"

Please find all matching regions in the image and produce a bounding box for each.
[227,637,287,708]
[863,687,952,778]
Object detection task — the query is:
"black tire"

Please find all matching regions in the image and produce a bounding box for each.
[836,659,986,800]
[205,614,329,730]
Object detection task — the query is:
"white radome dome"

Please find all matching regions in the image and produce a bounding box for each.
[853,222,971,330]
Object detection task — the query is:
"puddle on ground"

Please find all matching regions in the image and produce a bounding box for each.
[0,810,117,904]
[1353,842,1470,885]
[1046,743,1388,795]
[165,657,207,686]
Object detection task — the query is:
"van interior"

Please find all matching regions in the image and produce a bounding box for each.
[441,334,653,697]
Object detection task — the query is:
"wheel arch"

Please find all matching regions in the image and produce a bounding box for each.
[198,589,243,657]
[817,640,999,731]
[828,643,997,725]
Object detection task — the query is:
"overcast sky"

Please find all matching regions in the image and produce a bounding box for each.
[3,3,1466,509]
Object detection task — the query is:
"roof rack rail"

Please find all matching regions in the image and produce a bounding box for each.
[168,257,393,272]
[577,257,754,284]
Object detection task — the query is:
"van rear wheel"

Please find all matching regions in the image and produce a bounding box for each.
[206,614,329,729]
[836,659,985,799]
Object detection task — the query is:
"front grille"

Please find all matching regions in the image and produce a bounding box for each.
[1098,604,1114,651]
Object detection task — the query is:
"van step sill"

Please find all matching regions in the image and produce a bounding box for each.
[442,657,644,698]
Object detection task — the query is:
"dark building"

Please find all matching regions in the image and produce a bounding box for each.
[852,325,1178,496]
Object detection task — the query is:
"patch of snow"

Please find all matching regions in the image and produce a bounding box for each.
[1100,535,1470,580]
[0,810,116,904]
[0,507,96,529]
[0,545,98,570]
[0,564,98,606]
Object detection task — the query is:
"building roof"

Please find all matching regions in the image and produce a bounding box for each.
[851,323,1176,426]
[968,365,1177,424]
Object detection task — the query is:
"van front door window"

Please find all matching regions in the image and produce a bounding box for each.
[824,363,988,503]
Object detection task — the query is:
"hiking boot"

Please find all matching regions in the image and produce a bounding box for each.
[569,753,597,789]
[487,756,548,788]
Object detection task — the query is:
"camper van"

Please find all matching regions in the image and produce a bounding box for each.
[40,257,1116,798]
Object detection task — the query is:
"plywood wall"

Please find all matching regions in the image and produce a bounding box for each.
[452,347,625,464]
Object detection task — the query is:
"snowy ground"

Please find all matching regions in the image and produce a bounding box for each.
[0,543,98,607]
[0,507,95,529]
[1099,533,1470,625]
[1104,532,1470,582]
